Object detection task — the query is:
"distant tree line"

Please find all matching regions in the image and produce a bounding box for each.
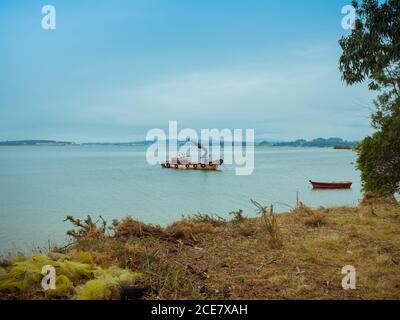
[0,140,74,146]
[270,137,357,148]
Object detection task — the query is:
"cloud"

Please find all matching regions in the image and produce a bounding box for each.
[78,48,375,141]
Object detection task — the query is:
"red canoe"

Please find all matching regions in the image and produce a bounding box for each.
[309,180,352,189]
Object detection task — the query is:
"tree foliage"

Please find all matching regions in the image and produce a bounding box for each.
[339,0,400,195]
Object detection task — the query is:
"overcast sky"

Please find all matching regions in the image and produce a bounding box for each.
[0,0,376,142]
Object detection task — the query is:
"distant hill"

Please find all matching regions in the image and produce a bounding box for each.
[0,140,74,146]
[0,137,359,148]
[266,137,358,148]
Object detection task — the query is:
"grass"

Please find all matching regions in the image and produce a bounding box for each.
[1,195,400,300]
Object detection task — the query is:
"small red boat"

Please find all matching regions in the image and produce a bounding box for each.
[309,180,352,189]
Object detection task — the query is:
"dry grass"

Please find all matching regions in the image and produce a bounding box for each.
[114,217,165,241]
[292,204,328,228]
[1,197,400,300]
[165,220,216,240]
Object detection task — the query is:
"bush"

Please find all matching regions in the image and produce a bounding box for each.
[165,220,215,240]
[251,199,282,248]
[303,213,327,228]
[189,213,226,227]
[64,215,108,241]
[360,192,398,206]
[114,217,164,240]
[229,210,245,224]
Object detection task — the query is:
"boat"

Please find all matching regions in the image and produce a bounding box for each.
[161,159,223,171]
[309,180,352,189]
[161,141,223,171]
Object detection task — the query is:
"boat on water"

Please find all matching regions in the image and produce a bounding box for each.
[310,180,352,189]
[161,141,223,171]
[161,159,223,171]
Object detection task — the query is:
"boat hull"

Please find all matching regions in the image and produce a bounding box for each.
[310,180,352,189]
[161,160,222,171]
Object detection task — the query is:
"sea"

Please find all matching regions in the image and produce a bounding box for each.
[0,145,361,253]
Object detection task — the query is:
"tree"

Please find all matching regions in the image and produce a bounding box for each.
[339,0,400,196]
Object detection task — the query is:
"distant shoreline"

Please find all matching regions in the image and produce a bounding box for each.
[0,137,358,148]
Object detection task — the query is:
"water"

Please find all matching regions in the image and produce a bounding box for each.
[0,145,361,253]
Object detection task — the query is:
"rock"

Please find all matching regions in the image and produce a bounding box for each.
[48,252,70,261]
[120,285,153,300]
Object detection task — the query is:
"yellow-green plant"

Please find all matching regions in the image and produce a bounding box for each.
[76,267,142,300]
[0,252,142,300]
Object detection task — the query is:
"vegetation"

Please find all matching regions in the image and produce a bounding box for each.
[1,196,399,300]
[0,252,142,300]
[334,145,353,150]
[251,200,282,249]
[271,138,357,148]
[339,0,400,196]
[0,140,74,146]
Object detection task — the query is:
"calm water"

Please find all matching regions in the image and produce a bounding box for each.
[0,146,361,253]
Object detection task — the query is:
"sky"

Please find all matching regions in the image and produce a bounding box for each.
[0,0,377,142]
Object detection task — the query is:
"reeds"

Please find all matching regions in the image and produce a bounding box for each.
[251,199,282,248]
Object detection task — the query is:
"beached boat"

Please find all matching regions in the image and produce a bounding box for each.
[309,180,352,189]
[161,141,223,171]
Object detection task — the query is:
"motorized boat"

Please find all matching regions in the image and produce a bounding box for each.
[161,141,223,171]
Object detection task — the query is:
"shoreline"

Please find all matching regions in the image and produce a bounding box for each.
[1,194,399,300]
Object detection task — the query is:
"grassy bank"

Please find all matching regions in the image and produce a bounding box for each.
[1,194,400,300]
